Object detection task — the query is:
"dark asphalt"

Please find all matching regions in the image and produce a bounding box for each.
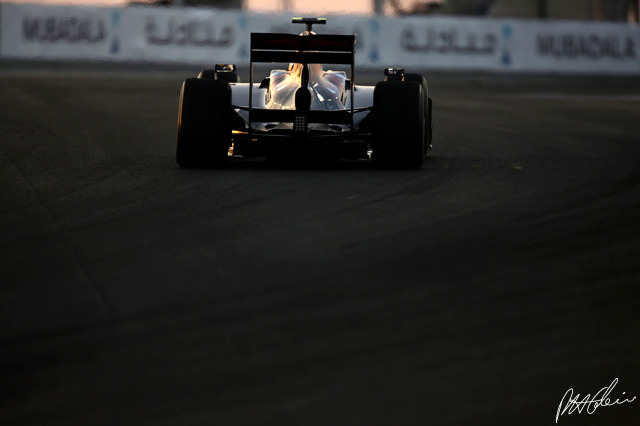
[1,67,639,425]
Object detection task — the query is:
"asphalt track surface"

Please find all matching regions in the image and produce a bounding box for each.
[1,64,640,425]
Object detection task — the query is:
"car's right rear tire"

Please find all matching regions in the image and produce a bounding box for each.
[176,78,231,168]
[372,80,425,168]
[405,73,432,153]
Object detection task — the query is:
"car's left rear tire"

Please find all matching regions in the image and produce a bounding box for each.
[176,78,231,168]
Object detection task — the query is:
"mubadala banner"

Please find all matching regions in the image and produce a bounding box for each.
[117,7,245,63]
[510,20,640,74]
[0,3,120,60]
[1,3,639,74]
[389,17,640,73]
[392,16,508,71]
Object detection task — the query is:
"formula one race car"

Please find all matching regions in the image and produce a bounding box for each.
[176,17,433,168]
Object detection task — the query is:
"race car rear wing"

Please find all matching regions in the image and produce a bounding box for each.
[248,31,357,135]
[250,33,356,65]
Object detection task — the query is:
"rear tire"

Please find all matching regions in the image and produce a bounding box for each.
[405,73,431,154]
[176,78,231,168]
[428,97,433,146]
[372,81,425,168]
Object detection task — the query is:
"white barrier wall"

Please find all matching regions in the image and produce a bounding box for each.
[1,3,640,74]
[119,7,246,63]
[392,16,506,71]
[509,19,640,74]
[0,3,119,60]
